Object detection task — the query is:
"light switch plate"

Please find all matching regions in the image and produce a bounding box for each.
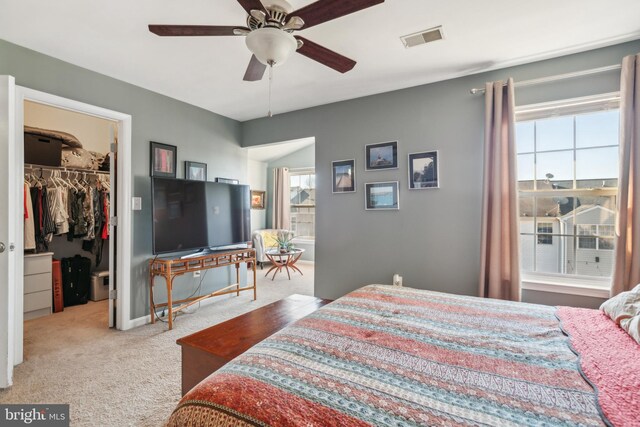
[132,197,142,211]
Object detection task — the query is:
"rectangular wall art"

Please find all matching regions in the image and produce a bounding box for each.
[365,141,398,171]
[332,159,356,193]
[408,151,439,189]
[365,181,399,210]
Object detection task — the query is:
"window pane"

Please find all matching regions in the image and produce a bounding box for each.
[599,225,614,236]
[519,196,534,218]
[537,235,553,245]
[517,153,534,184]
[300,174,310,190]
[520,219,534,272]
[537,221,553,245]
[576,110,619,148]
[576,147,618,187]
[516,121,535,153]
[599,238,614,250]
[536,233,561,273]
[533,197,565,219]
[573,196,616,225]
[536,150,573,187]
[536,116,574,151]
[577,224,597,236]
[578,236,597,249]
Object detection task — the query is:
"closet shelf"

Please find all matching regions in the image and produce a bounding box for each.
[25,163,110,176]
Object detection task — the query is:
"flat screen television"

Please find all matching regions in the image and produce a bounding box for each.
[151,177,251,254]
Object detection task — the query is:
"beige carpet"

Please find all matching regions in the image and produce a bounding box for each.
[0,261,314,426]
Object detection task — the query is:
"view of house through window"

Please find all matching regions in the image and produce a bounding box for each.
[517,98,619,280]
[290,169,315,239]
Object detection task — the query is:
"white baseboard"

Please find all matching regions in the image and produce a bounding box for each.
[127,315,151,329]
[127,288,259,330]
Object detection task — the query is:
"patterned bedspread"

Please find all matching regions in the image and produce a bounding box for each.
[168,285,606,426]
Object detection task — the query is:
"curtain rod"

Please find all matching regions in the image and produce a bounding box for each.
[469,64,621,95]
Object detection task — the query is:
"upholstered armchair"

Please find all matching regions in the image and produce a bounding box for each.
[252,229,294,268]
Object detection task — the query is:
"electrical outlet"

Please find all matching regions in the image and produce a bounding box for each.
[193,271,201,278]
[393,274,403,287]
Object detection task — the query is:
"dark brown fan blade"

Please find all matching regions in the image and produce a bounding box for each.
[148,25,246,37]
[295,36,356,73]
[236,0,267,15]
[243,55,267,81]
[292,0,384,29]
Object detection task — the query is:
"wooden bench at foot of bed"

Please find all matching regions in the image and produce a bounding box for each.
[176,294,332,396]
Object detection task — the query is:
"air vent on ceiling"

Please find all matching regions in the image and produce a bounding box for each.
[401,26,444,48]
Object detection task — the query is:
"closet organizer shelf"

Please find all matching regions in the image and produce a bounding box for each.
[25,163,110,175]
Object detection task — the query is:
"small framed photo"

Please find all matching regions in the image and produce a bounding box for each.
[332,159,356,193]
[185,161,207,181]
[216,177,239,185]
[251,190,265,209]
[150,141,177,178]
[365,181,399,210]
[365,141,398,171]
[408,151,439,189]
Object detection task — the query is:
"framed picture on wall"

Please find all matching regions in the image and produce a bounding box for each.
[365,181,399,210]
[365,141,398,171]
[332,159,356,193]
[408,151,439,189]
[150,141,177,178]
[216,177,239,184]
[185,161,207,181]
[251,190,265,209]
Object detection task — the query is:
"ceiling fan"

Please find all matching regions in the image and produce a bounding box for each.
[148,0,385,82]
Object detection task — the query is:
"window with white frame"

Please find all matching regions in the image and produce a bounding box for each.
[289,169,315,239]
[537,222,553,245]
[577,224,615,250]
[516,94,619,280]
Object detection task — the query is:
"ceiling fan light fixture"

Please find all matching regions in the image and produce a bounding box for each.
[246,27,297,66]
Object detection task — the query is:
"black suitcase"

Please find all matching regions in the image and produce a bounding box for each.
[61,255,91,306]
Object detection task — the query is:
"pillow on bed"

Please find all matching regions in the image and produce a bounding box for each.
[600,283,640,325]
[620,315,640,344]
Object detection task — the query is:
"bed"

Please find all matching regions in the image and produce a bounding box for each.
[167,285,639,426]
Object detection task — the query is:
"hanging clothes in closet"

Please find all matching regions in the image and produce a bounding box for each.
[24,168,110,265]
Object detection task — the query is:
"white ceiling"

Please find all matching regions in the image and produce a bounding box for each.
[1,0,639,122]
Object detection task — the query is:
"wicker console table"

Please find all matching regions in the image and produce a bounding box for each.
[149,248,257,330]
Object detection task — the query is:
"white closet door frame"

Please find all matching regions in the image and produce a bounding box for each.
[9,86,134,372]
[0,76,18,388]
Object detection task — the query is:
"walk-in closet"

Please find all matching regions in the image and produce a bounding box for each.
[22,100,117,345]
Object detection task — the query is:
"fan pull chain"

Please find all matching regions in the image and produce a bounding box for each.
[268,62,273,118]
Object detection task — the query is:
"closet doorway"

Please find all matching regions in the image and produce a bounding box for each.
[10,86,133,376]
[23,100,116,332]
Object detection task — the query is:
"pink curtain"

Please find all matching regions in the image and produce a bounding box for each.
[612,53,640,296]
[273,167,290,229]
[479,78,521,301]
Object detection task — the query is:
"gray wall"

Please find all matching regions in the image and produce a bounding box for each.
[248,159,268,231]
[265,143,315,228]
[0,39,247,319]
[521,290,605,309]
[242,40,640,302]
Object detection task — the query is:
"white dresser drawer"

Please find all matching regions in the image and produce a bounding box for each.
[24,289,52,312]
[24,272,51,294]
[24,253,53,276]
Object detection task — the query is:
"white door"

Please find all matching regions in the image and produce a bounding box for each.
[0,75,18,387]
